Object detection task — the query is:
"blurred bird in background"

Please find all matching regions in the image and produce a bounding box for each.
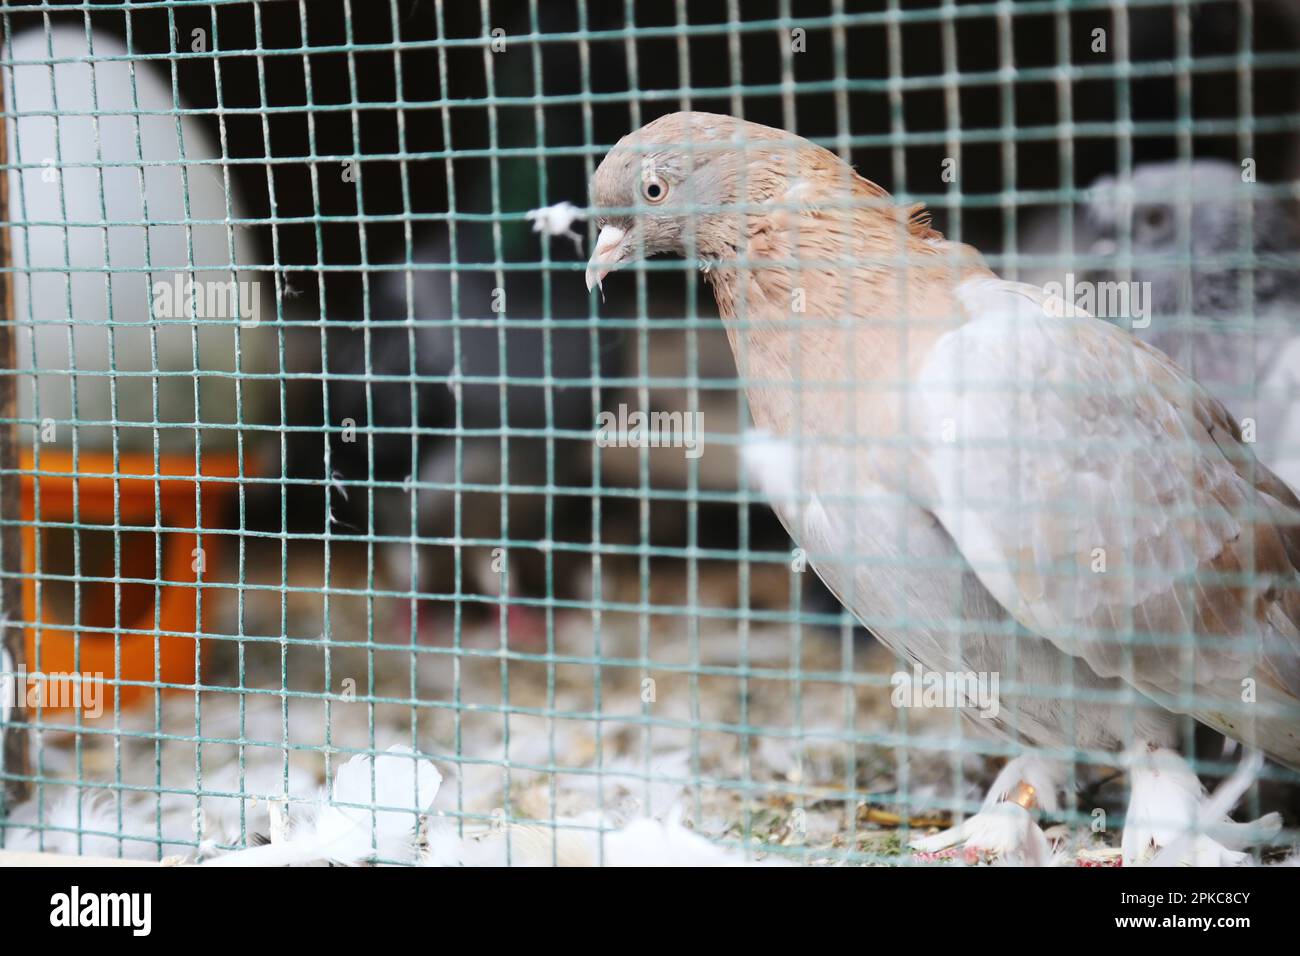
[587,112,1300,865]
[327,228,612,638]
[1060,159,1300,489]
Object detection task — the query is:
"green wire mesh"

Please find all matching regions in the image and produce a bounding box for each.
[0,0,1297,866]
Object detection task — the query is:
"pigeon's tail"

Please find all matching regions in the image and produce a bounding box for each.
[1179,571,1300,771]
[1257,663,1300,772]
[1214,455,1300,770]
[1192,671,1300,773]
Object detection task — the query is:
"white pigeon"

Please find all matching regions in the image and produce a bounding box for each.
[1076,159,1300,489]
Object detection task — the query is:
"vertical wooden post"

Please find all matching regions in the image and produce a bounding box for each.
[0,50,31,809]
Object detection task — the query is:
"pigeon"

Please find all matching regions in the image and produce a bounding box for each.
[1077,159,1300,488]
[586,111,1300,863]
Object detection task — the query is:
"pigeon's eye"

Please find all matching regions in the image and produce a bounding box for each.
[1137,205,1170,234]
[641,176,668,204]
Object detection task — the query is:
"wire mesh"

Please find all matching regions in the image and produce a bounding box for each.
[0,0,1297,866]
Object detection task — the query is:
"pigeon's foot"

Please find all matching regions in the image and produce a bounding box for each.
[910,755,1065,865]
[1124,830,1268,867]
[1122,746,1281,867]
[910,799,1055,865]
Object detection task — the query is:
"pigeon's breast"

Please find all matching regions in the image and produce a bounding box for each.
[741,430,1149,751]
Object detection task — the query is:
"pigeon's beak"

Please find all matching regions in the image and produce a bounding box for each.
[585,224,627,292]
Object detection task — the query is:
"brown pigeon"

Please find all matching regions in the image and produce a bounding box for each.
[587,111,1300,864]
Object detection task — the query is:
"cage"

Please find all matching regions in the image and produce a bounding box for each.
[0,0,1298,868]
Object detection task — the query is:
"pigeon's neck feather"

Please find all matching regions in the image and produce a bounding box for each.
[689,140,990,450]
[705,203,989,451]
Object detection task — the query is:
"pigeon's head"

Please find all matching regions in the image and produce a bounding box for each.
[585,111,788,291]
[1082,159,1300,321]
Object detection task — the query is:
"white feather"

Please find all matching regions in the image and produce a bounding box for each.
[911,755,1063,865]
[526,201,585,254]
[0,644,12,728]
[427,811,768,867]
[8,789,158,860]
[205,746,441,866]
[912,801,1056,865]
[740,428,799,502]
[1259,336,1300,491]
[1125,748,1280,866]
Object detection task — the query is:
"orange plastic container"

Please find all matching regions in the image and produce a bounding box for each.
[19,449,241,714]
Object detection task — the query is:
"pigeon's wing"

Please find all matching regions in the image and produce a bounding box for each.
[911,276,1300,763]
